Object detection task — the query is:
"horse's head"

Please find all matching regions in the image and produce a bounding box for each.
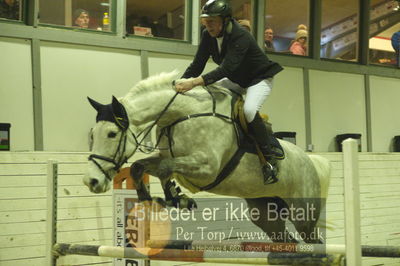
[84,96,137,193]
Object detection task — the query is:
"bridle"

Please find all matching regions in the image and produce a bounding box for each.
[88,130,130,182]
[88,91,180,182]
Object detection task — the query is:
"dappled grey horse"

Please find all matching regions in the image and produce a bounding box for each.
[84,71,331,243]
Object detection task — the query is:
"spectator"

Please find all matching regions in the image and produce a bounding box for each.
[73,9,90,29]
[0,0,19,20]
[238,19,251,32]
[264,26,275,52]
[391,30,400,66]
[289,24,308,56]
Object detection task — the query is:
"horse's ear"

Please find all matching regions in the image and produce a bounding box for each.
[111,96,129,130]
[87,97,102,112]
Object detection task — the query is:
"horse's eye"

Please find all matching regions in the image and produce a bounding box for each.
[108,132,117,138]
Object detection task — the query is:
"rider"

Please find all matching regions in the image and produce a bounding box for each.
[175,0,283,176]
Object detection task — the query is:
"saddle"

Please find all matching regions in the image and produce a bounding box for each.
[232,95,285,184]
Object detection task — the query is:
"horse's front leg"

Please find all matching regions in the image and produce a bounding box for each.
[131,153,212,209]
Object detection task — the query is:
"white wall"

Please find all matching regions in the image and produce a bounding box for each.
[0,37,34,151]
[40,42,142,151]
[148,52,193,76]
[370,75,400,152]
[263,67,307,150]
[309,70,367,152]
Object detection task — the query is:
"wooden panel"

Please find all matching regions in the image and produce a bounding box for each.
[0,209,46,223]
[0,257,46,266]
[0,198,46,211]
[58,206,113,220]
[0,152,89,163]
[56,255,112,266]
[0,175,46,187]
[0,187,46,200]
[0,233,46,248]
[57,229,113,243]
[57,217,112,231]
[0,164,46,176]
[0,245,45,261]
[58,196,112,209]
[0,221,46,235]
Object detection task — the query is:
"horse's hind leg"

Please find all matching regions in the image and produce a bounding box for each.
[290,199,324,244]
[245,197,298,243]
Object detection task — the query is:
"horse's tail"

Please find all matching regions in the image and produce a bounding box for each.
[316,217,338,231]
[309,155,335,232]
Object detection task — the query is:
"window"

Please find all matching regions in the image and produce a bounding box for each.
[39,0,112,31]
[320,0,359,61]
[369,0,399,67]
[0,0,22,21]
[264,0,310,56]
[126,0,187,40]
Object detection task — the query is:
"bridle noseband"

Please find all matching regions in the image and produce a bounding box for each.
[88,130,130,182]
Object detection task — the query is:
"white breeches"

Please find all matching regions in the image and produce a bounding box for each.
[215,78,273,122]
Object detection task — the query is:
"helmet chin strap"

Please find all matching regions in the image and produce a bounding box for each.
[216,17,230,38]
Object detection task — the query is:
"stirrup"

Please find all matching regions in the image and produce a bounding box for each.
[262,162,278,184]
[272,148,285,160]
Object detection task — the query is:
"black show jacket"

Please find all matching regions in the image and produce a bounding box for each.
[182,20,283,88]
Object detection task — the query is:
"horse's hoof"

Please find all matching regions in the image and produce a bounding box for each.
[166,194,197,210]
[151,197,167,207]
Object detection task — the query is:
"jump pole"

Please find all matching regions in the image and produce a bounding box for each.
[53,243,344,265]
[342,138,362,265]
[146,240,400,257]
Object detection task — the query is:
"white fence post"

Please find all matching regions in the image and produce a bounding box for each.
[46,160,58,266]
[342,138,362,265]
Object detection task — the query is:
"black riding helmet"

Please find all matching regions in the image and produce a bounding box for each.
[201,0,232,18]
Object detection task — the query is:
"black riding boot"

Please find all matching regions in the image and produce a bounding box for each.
[248,112,278,183]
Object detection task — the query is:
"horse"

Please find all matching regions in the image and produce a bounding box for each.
[84,71,331,244]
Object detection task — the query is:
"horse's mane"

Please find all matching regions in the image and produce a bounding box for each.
[128,70,179,95]
[126,70,236,104]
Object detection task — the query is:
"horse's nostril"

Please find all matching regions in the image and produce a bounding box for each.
[90,178,99,187]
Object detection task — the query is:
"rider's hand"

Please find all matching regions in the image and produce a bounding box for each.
[175,79,194,93]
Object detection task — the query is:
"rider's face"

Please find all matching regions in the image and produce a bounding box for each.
[201,16,223,37]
